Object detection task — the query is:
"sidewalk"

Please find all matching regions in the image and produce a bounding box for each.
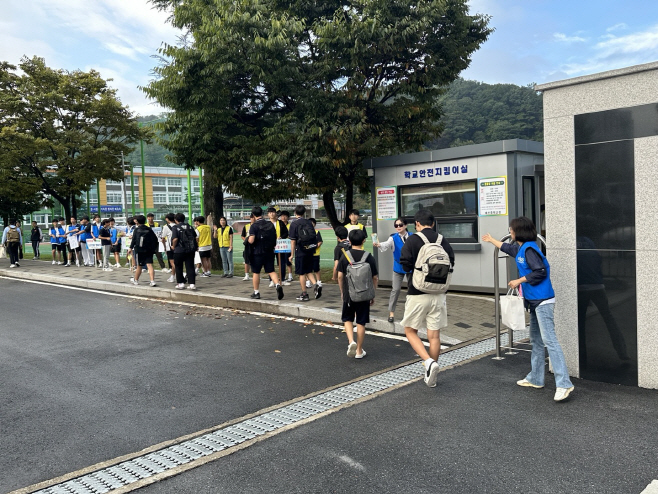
[0,259,498,345]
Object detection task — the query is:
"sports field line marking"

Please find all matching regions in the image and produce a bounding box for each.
[9,332,515,494]
[0,276,441,348]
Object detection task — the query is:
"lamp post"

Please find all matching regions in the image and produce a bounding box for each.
[187,168,192,219]
[199,167,204,217]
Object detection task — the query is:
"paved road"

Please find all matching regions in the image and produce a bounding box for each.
[2,278,657,494]
[0,278,416,493]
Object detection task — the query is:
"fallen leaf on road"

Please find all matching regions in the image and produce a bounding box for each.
[274,350,281,353]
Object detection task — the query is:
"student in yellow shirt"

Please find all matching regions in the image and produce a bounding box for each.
[194,216,213,277]
[213,216,234,278]
[345,209,368,236]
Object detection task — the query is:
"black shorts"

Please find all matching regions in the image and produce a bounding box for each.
[167,250,174,260]
[199,250,211,259]
[110,244,121,253]
[56,244,67,252]
[243,249,251,264]
[134,251,154,267]
[312,256,320,273]
[294,253,314,275]
[250,252,275,274]
[341,300,370,326]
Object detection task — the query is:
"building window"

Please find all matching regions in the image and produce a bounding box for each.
[106,193,123,204]
[153,193,167,204]
[400,181,478,242]
[169,193,183,203]
[152,177,166,186]
[168,178,181,187]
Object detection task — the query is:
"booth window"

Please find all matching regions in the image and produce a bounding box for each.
[400,181,478,242]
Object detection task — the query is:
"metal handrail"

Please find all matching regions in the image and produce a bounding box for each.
[493,234,547,359]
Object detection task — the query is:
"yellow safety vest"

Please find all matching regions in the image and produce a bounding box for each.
[346,223,364,231]
[217,225,232,247]
[147,221,159,228]
[197,224,212,248]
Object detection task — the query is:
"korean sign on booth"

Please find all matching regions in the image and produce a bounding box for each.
[478,177,508,216]
[376,187,397,220]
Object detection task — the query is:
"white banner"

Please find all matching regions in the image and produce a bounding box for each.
[275,238,291,253]
[86,239,102,250]
[67,235,79,250]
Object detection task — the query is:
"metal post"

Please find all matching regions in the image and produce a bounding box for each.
[130,165,135,217]
[187,168,192,219]
[140,137,147,215]
[121,152,127,217]
[199,167,204,217]
[493,233,512,360]
[85,191,90,217]
[96,180,101,217]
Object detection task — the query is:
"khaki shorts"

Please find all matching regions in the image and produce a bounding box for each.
[400,293,448,331]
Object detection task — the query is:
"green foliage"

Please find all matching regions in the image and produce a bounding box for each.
[427,78,543,149]
[0,57,150,220]
[145,0,492,226]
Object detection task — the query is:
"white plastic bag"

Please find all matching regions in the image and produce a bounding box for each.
[500,288,526,330]
[194,251,201,265]
[0,245,5,259]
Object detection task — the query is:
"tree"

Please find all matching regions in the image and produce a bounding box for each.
[146,0,491,227]
[0,157,45,225]
[427,79,543,149]
[0,57,151,221]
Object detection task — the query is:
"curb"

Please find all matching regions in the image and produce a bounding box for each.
[0,268,436,339]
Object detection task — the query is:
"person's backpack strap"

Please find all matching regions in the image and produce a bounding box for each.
[436,233,443,245]
[416,231,429,245]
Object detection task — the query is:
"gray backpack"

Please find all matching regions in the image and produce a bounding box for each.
[346,252,376,303]
[412,232,452,294]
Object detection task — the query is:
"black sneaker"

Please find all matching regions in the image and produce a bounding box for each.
[276,284,284,300]
[314,284,322,299]
[250,292,261,299]
[296,293,310,302]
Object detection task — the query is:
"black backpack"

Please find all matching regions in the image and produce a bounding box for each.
[140,227,159,253]
[258,220,277,250]
[296,219,317,250]
[177,224,197,253]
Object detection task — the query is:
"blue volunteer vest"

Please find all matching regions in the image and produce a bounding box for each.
[57,226,67,244]
[392,232,412,275]
[110,227,118,244]
[516,241,555,301]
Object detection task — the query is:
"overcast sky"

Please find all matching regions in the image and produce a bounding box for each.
[2,0,658,116]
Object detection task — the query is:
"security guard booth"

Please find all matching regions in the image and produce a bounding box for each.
[364,139,544,292]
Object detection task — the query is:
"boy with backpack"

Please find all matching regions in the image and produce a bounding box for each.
[288,205,322,301]
[2,219,23,268]
[399,209,455,388]
[332,226,351,282]
[306,218,323,289]
[336,228,378,359]
[171,213,198,290]
[247,206,284,300]
[129,215,159,286]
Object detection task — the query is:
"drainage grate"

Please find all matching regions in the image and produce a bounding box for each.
[34,330,528,494]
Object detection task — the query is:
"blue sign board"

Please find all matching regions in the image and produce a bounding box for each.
[89,205,123,213]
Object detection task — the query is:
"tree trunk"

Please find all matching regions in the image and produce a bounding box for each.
[71,193,78,220]
[322,190,340,228]
[344,177,354,222]
[203,168,225,270]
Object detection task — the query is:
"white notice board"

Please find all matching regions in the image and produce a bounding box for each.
[478,177,508,216]
[376,186,397,220]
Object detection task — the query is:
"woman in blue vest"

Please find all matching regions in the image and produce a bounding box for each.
[373,217,412,323]
[482,217,574,402]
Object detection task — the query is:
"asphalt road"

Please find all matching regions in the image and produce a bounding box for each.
[2,277,657,494]
[0,278,416,493]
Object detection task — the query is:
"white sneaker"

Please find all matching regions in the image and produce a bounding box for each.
[150,281,157,287]
[305,280,312,288]
[115,263,121,268]
[242,274,250,281]
[286,275,293,282]
[57,261,63,265]
[76,261,80,267]
[269,281,275,288]
[282,281,291,286]
[175,283,185,290]
[103,267,113,272]
[188,284,197,290]
[554,386,574,402]
[9,264,16,268]
[167,275,175,283]
[131,279,139,285]
[347,342,357,358]
[52,260,56,265]
[424,361,440,388]
[125,262,131,268]
[516,379,544,389]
